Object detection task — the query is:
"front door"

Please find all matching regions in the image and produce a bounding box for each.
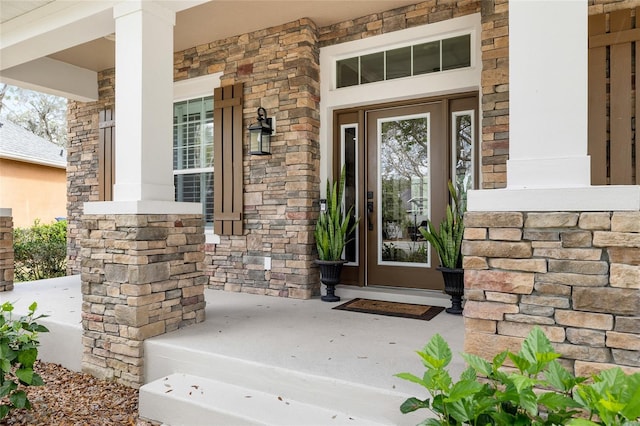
[336,95,477,290]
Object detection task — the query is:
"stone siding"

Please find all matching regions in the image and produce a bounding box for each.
[0,215,13,291]
[318,1,481,47]
[463,211,640,376]
[80,214,206,387]
[175,19,321,299]
[480,0,508,189]
[66,70,115,274]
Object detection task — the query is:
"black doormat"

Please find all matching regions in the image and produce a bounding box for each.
[333,298,444,321]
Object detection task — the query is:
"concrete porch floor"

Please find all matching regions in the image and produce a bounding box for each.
[4,276,466,425]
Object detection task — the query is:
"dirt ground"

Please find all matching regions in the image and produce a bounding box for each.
[2,361,158,426]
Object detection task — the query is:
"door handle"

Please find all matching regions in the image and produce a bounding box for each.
[367,201,374,231]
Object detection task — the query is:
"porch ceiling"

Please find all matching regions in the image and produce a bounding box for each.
[45,0,420,72]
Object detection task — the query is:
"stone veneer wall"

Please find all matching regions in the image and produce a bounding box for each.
[80,214,206,387]
[0,214,13,291]
[175,19,321,299]
[462,211,640,376]
[66,70,115,274]
[479,0,508,189]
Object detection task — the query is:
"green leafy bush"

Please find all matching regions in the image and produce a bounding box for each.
[14,219,67,282]
[396,327,640,425]
[0,301,49,419]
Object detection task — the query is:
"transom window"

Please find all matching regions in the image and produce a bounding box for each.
[336,34,471,88]
[173,96,214,225]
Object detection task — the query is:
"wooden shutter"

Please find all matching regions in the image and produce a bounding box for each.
[213,83,244,235]
[98,108,115,201]
[588,8,639,185]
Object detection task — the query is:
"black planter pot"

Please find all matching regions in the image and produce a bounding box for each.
[437,266,464,315]
[315,259,347,302]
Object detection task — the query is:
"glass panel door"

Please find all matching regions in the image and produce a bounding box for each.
[366,103,447,289]
[332,94,477,290]
[378,114,430,266]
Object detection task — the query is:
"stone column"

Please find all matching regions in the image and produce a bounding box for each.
[462,211,640,376]
[0,209,13,292]
[80,2,205,387]
[81,214,205,387]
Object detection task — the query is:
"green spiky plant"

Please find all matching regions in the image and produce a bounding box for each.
[314,166,358,261]
[419,181,465,269]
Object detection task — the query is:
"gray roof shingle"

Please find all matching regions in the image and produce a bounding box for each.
[0,119,66,168]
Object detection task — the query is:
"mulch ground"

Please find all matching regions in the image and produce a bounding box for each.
[2,361,159,426]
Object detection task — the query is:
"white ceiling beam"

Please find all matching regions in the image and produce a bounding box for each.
[0,57,98,101]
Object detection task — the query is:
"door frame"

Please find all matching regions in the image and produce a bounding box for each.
[333,91,479,289]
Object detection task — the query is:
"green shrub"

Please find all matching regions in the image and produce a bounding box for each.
[0,301,49,419]
[14,219,67,282]
[396,327,640,425]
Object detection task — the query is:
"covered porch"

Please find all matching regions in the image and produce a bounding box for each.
[5,275,465,425]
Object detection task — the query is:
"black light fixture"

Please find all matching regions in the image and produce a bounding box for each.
[248,107,273,155]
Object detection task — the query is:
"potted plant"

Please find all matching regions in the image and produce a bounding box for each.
[314,166,358,302]
[419,181,465,314]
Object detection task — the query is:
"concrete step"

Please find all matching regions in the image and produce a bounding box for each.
[139,373,387,426]
[143,340,425,426]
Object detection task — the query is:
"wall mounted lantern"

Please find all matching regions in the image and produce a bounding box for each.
[248,107,273,155]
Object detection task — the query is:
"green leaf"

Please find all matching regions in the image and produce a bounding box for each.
[395,372,426,388]
[510,373,536,393]
[622,374,640,419]
[0,404,9,419]
[446,380,485,403]
[17,347,38,369]
[520,326,554,366]
[518,388,539,415]
[508,353,531,374]
[30,373,44,387]
[0,380,17,398]
[0,343,16,363]
[538,392,582,411]
[462,352,492,377]
[418,334,452,370]
[459,366,477,382]
[400,397,430,414]
[423,367,453,393]
[447,399,476,424]
[544,360,576,392]
[15,367,34,385]
[9,390,30,409]
[492,350,508,370]
[32,324,49,333]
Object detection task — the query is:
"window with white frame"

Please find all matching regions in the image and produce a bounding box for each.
[173,96,214,225]
[336,34,471,88]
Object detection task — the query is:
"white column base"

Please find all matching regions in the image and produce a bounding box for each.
[84,201,201,215]
[112,183,176,203]
[507,156,591,189]
[468,186,640,212]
